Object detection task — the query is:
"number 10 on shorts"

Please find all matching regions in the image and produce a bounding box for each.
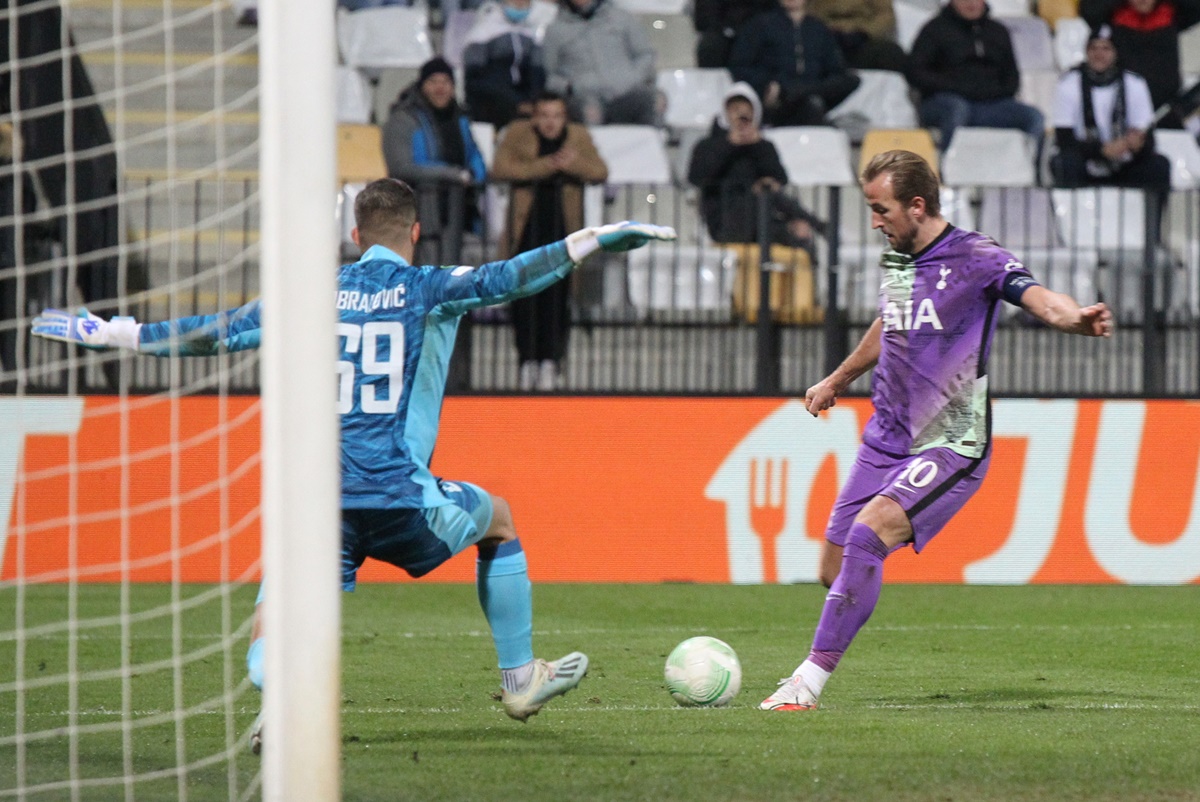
[893,457,939,493]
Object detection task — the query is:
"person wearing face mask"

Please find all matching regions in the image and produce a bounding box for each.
[1050,24,1171,193]
[541,0,658,125]
[462,0,559,129]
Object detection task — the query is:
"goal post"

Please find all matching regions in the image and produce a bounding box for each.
[257,0,341,800]
[0,0,341,798]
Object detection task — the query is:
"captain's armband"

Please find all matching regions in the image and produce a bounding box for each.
[1002,273,1040,306]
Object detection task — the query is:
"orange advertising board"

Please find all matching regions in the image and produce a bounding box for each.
[3,396,1199,585]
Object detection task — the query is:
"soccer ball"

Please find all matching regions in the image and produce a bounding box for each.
[663,636,742,707]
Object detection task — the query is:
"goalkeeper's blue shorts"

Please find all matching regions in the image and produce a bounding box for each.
[339,479,494,591]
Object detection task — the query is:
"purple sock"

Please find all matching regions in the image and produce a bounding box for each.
[808,522,890,672]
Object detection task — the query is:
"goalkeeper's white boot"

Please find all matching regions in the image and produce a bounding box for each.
[501,652,588,722]
[760,675,819,712]
[250,710,264,755]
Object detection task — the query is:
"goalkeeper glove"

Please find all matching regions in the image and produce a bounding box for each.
[31,308,142,351]
[565,221,677,263]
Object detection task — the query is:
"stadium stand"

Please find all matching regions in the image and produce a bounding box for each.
[1001,15,1056,72]
[893,0,938,51]
[440,9,478,70]
[762,126,856,187]
[859,128,940,176]
[988,0,1033,16]
[636,12,697,70]
[942,127,1037,187]
[1053,16,1089,71]
[657,68,733,131]
[613,0,689,13]
[1038,0,1080,31]
[827,69,920,136]
[1155,128,1200,190]
[336,5,434,70]
[626,245,737,313]
[336,65,374,124]
[588,124,672,185]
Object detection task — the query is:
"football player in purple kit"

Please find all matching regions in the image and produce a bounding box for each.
[761,149,1114,712]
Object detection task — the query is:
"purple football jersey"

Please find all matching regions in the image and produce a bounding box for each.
[863,226,1033,459]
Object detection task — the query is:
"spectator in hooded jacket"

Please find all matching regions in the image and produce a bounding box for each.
[687,82,824,253]
[907,0,1045,155]
[462,0,558,129]
[541,0,658,125]
[382,57,487,262]
[728,0,861,127]
[1081,0,1200,129]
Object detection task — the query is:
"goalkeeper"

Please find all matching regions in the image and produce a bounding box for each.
[32,177,676,742]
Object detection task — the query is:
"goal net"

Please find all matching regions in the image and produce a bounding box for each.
[1,1,338,799]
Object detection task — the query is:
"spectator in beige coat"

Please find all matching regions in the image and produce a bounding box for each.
[490,91,609,390]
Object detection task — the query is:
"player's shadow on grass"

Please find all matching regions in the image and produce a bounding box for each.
[876,685,1161,710]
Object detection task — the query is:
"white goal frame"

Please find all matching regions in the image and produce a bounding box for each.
[258,2,340,800]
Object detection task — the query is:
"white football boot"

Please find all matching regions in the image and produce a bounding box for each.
[501,652,589,722]
[759,675,819,712]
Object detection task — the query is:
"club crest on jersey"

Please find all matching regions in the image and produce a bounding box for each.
[883,297,943,332]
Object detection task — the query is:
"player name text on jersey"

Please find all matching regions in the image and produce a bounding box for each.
[336,285,407,314]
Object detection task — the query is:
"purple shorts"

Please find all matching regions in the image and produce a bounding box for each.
[825,440,990,553]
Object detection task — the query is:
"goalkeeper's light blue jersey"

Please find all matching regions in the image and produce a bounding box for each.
[138,240,577,509]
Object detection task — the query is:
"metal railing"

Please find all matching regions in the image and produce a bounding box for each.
[7,175,1200,397]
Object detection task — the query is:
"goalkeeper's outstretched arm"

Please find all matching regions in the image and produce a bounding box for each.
[31,300,263,356]
[433,221,677,315]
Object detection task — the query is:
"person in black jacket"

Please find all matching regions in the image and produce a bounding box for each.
[728,0,860,127]
[1080,0,1200,129]
[692,0,776,69]
[687,82,824,251]
[907,0,1044,153]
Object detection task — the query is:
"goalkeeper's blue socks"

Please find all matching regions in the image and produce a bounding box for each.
[477,539,535,690]
[246,637,265,690]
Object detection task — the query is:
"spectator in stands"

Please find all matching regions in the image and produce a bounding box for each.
[462,0,558,129]
[809,0,907,73]
[382,57,487,263]
[687,83,825,254]
[692,0,776,69]
[541,0,658,125]
[1051,24,1171,196]
[907,0,1045,158]
[491,91,609,390]
[1081,0,1200,129]
[728,0,861,127]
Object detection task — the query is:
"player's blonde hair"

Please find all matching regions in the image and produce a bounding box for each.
[354,178,418,248]
[861,150,941,218]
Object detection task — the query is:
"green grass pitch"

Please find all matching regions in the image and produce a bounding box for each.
[3,583,1199,801]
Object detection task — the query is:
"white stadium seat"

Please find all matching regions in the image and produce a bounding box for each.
[657,68,733,130]
[612,0,688,13]
[337,6,434,70]
[626,244,737,312]
[335,66,373,124]
[942,128,1037,187]
[1154,129,1200,189]
[763,126,856,187]
[1000,16,1056,71]
[636,13,696,70]
[828,69,919,132]
[1052,187,1146,251]
[894,0,938,51]
[988,0,1033,16]
[1054,17,1090,71]
[588,125,672,185]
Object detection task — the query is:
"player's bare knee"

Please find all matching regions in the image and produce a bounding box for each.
[481,496,517,544]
